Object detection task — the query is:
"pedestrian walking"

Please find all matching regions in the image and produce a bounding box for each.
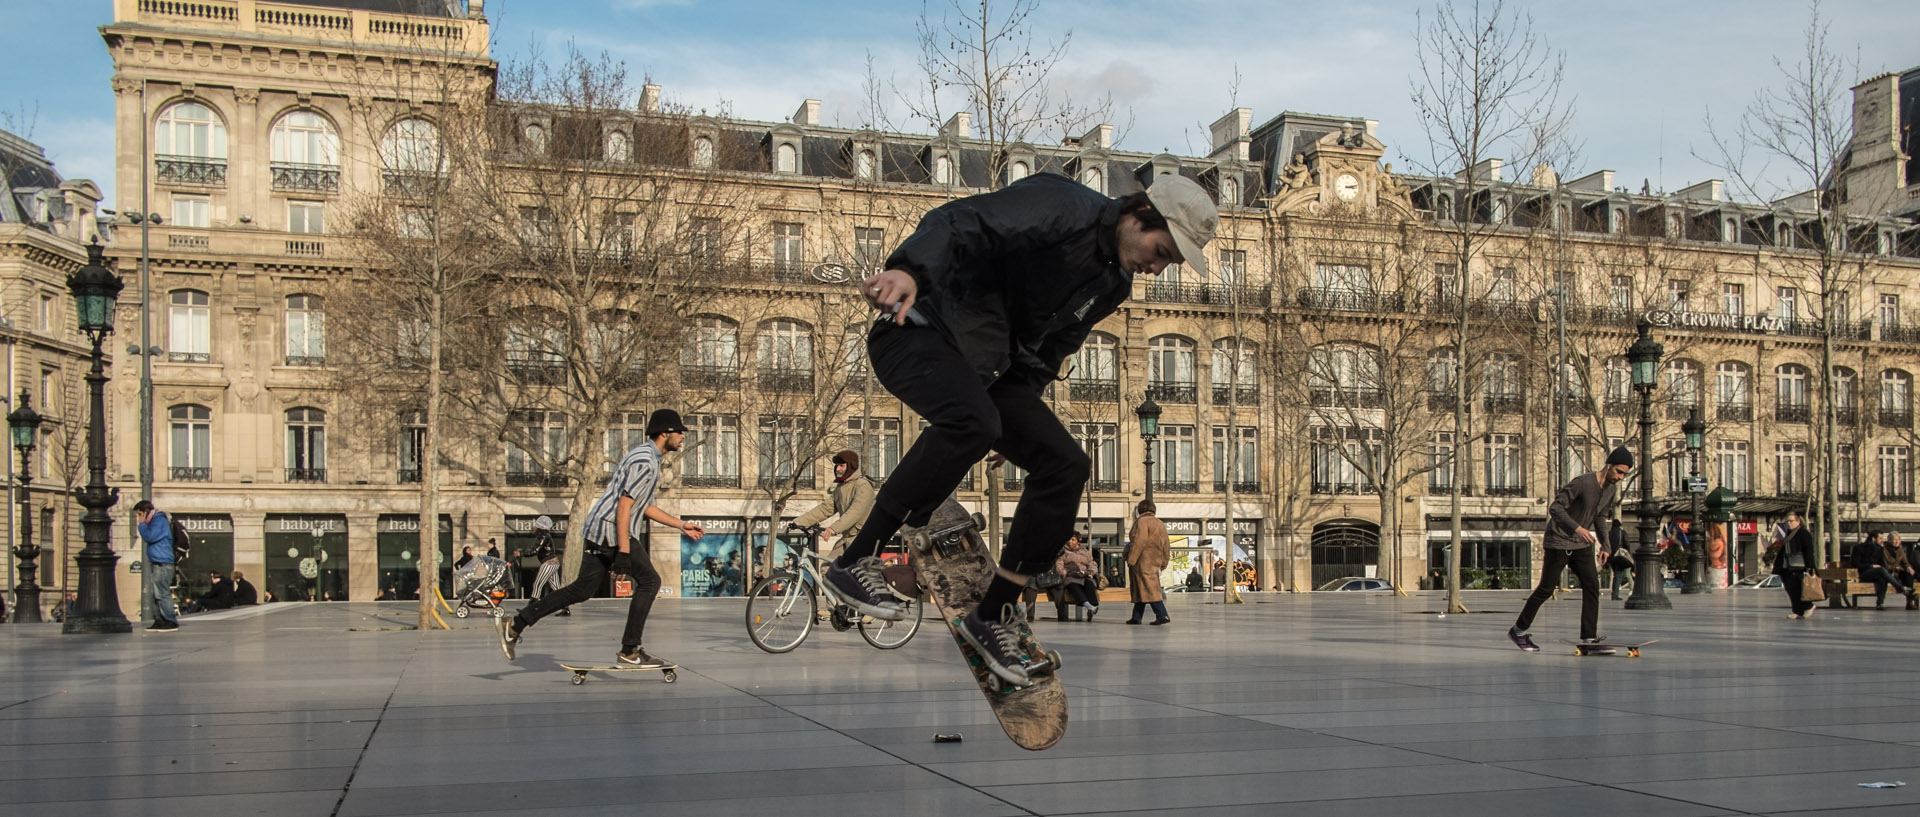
[133,499,180,631]
[497,409,704,667]
[1777,511,1820,619]
[817,171,1217,683]
[1508,447,1631,653]
[1126,501,1171,625]
[1607,521,1634,600]
[527,515,570,616]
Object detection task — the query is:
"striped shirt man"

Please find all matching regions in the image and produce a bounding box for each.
[583,441,662,548]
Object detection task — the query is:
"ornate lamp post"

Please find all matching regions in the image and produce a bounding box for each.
[1135,396,1162,504]
[8,390,43,623]
[1682,408,1707,594]
[62,241,132,634]
[1624,318,1673,610]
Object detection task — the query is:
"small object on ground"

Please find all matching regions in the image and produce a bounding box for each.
[559,661,678,685]
[1857,781,1907,788]
[1557,638,1659,657]
[932,733,964,743]
[904,496,1068,751]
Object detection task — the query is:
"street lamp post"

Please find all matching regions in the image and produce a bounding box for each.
[1624,318,1673,610]
[1134,397,1161,505]
[1682,408,1707,595]
[8,391,43,623]
[62,241,132,634]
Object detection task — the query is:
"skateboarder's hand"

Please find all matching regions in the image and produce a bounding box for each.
[985,452,1007,468]
[611,551,634,577]
[1576,527,1596,543]
[865,269,917,325]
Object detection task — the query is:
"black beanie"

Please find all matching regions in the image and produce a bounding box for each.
[1605,446,1634,468]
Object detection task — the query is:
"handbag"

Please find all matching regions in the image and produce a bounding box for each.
[1799,572,1826,602]
[1785,549,1807,571]
[1031,570,1064,590]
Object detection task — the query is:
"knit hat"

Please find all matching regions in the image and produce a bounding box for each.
[831,449,860,471]
[1605,446,1634,468]
[645,409,688,437]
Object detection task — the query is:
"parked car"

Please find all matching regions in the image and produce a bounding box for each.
[1731,574,1782,590]
[1315,577,1397,592]
[1662,577,1685,589]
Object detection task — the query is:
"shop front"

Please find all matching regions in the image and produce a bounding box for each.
[1425,515,1537,590]
[172,514,234,602]
[265,515,348,602]
[376,514,453,600]
[1204,519,1261,590]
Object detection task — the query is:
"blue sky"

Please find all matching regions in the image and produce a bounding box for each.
[3,0,1915,207]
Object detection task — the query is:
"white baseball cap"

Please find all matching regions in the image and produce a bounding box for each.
[1144,174,1219,277]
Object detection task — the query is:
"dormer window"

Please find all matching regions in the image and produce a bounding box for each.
[1008,160,1029,182]
[524,123,547,155]
[1220,176,1240,206]
[933,155,953,185]
[1079,165,1104,193]
[605,130,631,162]
[692,136,715,169]
[775,142,798,174]
[855,149,877,181]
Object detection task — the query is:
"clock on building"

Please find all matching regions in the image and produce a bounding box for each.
[1334,173,1360,201]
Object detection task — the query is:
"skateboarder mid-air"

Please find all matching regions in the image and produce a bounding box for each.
[497,409,704,667]
[1509,446,1634,654]
[823,171,1218,685]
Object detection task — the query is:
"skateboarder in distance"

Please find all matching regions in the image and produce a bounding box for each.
[824,171,1218,685]
[1509,446,1633,654]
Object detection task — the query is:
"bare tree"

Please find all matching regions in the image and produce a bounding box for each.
[1407,0,1575,612]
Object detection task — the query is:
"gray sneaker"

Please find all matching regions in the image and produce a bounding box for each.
[957,604,1035,687]
[617,649,666,668]
[496,616,520,661]
[823,558,908,621]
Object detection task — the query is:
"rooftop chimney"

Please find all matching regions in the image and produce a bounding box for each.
[1077,123,1112,150]
[1456,158,1502,185]
[639,84,661,113]
[940,111,971,139]
[793,99,821,127]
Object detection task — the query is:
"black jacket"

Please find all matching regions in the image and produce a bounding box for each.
[234,578,259,606]
[1851,540,1886,570]
[884,173,1132,388]
[1774,526,1819,575]
[532,531,558,563]
[1544,472,1618,550]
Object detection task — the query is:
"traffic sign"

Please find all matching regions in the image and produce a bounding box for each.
[1687,477,1709,494]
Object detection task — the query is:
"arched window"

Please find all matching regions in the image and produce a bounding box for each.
[1833,366,1857,415]
[1436,194,1453,220]
[504,322,565,382]
[155,101,227,159]
[168,289,211,362]
[933,155,953,185]
[1220,176,1240,206]
[1611,208,1626,234]
[1483,352,1521,406]
[1147,335,1197,402]
[270,111,338,167]
[1079,165,1104,193]
[381,118,442,173]
[843,324,870,380]
[398,410,427,482]
[605,130,631,162]
[1715,361,1751,419]
[285,294,325,365]
[692,136,715,168]
[168,404,211,481]
[1603,357,1631,406]
[286,407,327,482]
[855,149,877,181]
[523,123,547,155]
[774,142,797,173]
[1007,160,1029,182]
[682,316,738,370]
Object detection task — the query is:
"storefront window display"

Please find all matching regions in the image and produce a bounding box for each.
[376,514,453,600]
[265,515,348,602]
[171,514,233,602]
[506,515,580,597]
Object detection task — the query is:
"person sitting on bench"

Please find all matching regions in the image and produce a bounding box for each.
[1852,531,1917,609]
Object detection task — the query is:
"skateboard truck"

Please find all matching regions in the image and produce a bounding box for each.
[921,520,979,558]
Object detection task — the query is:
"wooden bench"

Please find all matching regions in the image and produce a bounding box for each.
[1819,568,1916,608]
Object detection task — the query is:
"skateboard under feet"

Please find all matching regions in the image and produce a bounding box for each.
[903,496,1068,751]
[1556,639,1658,657]
[560,662,679,684]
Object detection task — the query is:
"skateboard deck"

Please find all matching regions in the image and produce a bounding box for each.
[903,496,1068,751]
[560,662,679,684]
[1556,639,1659,657]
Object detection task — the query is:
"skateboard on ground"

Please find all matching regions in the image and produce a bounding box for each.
[559,661,678,685]
[1557,639,1659,657]
[903,496,1068,751]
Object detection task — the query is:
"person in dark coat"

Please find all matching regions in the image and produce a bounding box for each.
[1508,446,1631,652]
[1851,530,1915,608]
[232,570,259,606]
[1776,511,1820,619]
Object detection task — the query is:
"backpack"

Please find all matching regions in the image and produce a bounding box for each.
[168,515,193,562]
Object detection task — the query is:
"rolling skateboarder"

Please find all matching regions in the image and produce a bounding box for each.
[1509,446,1632,654]
[497,409,704,667]
[824,170,1218,685]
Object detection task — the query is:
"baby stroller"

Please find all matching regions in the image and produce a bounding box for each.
[452,555,513,619]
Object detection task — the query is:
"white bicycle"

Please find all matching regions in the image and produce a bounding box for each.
[744,525,923,653]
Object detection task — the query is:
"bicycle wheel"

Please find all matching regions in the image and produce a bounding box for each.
[858,595,924,649]
[746,571,815,654]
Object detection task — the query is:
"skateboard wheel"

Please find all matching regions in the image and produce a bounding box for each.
[910,532,930,554]
[1047,650,1063,671]
[663,670,677,683]
[570,673,585,685]
[454,606,469,618]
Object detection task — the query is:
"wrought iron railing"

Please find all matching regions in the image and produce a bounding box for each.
[1070,379,1119,402]
[1776,403,1811,424]
[683,474,741,488]
[1878,409,1913,429]
[1604,398,1634,417]
[1665,401,1700,420]
[1295,288,1405,313]
[1311,481,1374,495]
[169,351,211,363]
[1088,479,1120,493]
[1311,387,1385,408]
[758,370,814,393]
[382,169,444,197]
[284,355,326,367]
[1837,407,1859,426]
[681,365,739,389]
[155,155,226,186]
[1212,385,1261,405]
[1213,480,1261,493]
[506,471,568,487]
[1717,404,1754,422]
[1142,283,1271,307]
[1485,485,1528,498]
[1156,480,1199,493]
[1883,491,1914,503]
[397,469,421,484]
[1485,394,1526,415]
[758,474,817,490]
[270,162,340,192]
[286,467,327,483]
[169,466,210,482]
[1146,382,1197,404]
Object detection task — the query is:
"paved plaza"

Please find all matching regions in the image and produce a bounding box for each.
[3,589,1919,816]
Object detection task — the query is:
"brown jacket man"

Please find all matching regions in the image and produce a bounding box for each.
[1126,507,1170,604]
[794,450,877,547]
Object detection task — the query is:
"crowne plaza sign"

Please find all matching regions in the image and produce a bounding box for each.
[1644,309,1795,334]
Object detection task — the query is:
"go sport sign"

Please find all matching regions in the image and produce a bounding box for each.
[1644,309,1792,334]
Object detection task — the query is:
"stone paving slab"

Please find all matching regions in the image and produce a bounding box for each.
[3,589,1919,816]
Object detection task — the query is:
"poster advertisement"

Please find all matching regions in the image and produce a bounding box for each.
[681,518,747,597]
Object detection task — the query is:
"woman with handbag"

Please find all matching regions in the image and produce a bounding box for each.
[1776,511,1821,619]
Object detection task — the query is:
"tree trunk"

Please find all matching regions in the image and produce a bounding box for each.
[417,290,444,631]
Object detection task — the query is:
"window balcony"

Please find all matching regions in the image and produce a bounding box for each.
[1311,481,1373,495]
[169,466,210,482]
[1212,385,1261,406]
[1155,480,1199,493]
[1836,406,1858,426]
[681,365,739,390]
[397,469,421,484]
[284,355,326,367]
[286,468,327,483]
[1485,485,1528,498]
[683,474,741,488]
[506,470,568,488]
[1311,387,1384,408]
[1717,403,1753,422]
[758,369,814,393]
[1882,324,1920,344]
[1295,288,1404,313]
[1776,403,1811,424]
[506,355,566,385]
[1878,409,1913,429]
[155,155,226,186]
[382,169,445,197]
[270,162,341,192]
[1213,480,1261,493]
[1070,379,1119,402]
[1665,402,1700,420]
[1429,392,1459,413]
[1144,282,1271,307]
[1088,479,1121,493]
[758,474,816,490]
[1838,491,1859,503]
[1604,398,1634,417]
[1485,394,1525,415]
[169,351,211,364]
[1146,382,1197,404]
[1883,491,1915,504]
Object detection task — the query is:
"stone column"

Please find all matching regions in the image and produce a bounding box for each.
[232,511,267,588]
[347,511,379,601]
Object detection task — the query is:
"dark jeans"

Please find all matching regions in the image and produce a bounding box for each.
[839,322,1089,575]
[1130,601,1169,622]
[1609,567,1632,599]
[1858,566,1913,602]
[1515,545,1599,640]
[1783,571,1815,615]
[515,542,661,650]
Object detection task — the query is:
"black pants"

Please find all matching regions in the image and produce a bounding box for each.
[514,543,661,650]
[1783,571,1815,615]
[1858,567,1912,602]
[1515,545,1599,640]
[841,322,1089,575]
